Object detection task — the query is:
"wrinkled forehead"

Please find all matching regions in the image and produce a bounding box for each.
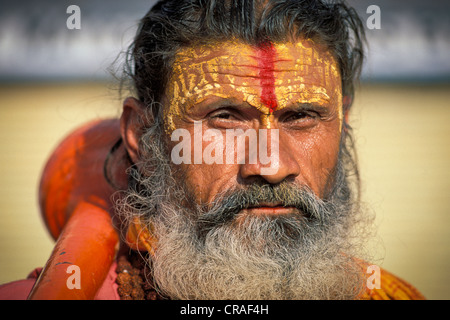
[171,39,339,75]
[164,39,342,132]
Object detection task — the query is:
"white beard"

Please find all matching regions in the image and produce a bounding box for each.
[144,196,367,300]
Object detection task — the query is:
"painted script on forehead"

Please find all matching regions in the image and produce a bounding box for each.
[164,39,342,133]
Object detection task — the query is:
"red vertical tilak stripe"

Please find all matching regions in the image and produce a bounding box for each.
[256,42,278,113]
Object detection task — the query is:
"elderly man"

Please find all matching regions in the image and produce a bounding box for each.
[1,0,424,300]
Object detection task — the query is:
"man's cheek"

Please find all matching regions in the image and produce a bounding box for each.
[311,135,342,197]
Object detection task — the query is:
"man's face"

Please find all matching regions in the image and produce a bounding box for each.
[163,38,343,208]
[120,38,368,300]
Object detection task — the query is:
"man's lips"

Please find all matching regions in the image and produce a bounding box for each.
[241,202,298,216]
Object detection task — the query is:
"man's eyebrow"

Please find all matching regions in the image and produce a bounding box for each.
[187,96,251,112]
[284,103,331,113]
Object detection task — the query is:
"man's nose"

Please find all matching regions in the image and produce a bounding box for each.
[239,132,301,184]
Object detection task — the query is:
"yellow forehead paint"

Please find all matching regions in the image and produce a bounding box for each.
[164,39,342,133]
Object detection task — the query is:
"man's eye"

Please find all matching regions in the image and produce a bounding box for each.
[284,111,313,122]
[207,108,247,129]
[212,112,233,120]
[209,108,241,121]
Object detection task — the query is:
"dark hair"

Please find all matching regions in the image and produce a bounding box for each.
[124,0,366,120]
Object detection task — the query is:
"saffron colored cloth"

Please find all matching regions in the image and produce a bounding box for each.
[0,261,120,300]
[0,262,424,300]
[360,267,425,300]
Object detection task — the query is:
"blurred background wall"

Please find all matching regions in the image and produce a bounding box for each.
[0,0,449,299]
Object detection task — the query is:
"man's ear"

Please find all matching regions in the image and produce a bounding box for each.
[120,97,150,164]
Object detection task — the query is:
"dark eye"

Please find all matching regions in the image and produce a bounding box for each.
[209,107,243,122]
[212,112,233,120]
[207,108,244,129]
[283,111,313,122]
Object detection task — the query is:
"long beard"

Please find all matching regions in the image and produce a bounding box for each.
[116,122,372,300]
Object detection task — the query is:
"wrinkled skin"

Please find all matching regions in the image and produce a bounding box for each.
[122,38,345,216]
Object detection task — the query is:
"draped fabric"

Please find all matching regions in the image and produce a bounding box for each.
[361,269,425,300]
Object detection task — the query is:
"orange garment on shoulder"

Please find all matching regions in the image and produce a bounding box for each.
[359,264,425,300]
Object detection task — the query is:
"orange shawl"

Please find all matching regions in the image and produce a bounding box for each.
[359,265,425,300]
